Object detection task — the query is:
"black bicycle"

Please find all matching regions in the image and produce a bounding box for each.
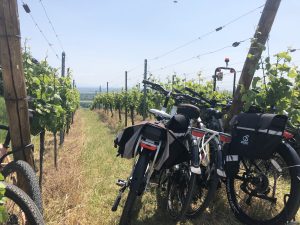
[0,125,43,214]
[112,80,202,224]
[168,87,300,224]
[0,181,44,225]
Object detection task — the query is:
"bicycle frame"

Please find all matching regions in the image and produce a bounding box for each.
[191,127,231,178]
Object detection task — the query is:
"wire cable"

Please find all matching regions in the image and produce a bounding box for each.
[148,4,264,61]
[38,0,65,52]
[126,4,264,73]
[21,1,60,60]
[149,38,251,73]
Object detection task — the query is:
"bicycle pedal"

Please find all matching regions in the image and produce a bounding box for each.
[116,179,126,187]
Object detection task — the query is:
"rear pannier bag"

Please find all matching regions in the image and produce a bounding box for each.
[114,122,190,170]
[229,113,287,160]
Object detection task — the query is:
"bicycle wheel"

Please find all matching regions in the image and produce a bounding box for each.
[166,163,197,221]
[185,137,219,218]
[226,143,300,225]
[2,160,43,214]
[119,151,150,225]
[0,181,44,225]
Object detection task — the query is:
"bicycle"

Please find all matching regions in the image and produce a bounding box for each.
[112,80,202,224]
[168,87,300,224]
[0,125,43,214]
[0,181,44,225]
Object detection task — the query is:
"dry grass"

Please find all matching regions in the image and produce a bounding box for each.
[33,110,89,225]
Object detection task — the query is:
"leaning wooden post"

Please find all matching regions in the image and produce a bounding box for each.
[0,0,34,166]
[224,0,282,130]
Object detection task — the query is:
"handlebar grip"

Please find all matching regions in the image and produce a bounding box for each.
[0,125,9,130]
[142,79,155,86]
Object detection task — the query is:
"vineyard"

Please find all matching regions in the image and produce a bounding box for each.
[92,51,300,126]
[0,0,300,224]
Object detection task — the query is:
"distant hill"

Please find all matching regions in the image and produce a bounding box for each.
[78,86,122,94]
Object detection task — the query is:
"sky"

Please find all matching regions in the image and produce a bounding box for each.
[18,0,300,90]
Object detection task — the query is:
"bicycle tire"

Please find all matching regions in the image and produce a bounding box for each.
[1,181,44,225]
[119,151,150,225]
[226,143,300,225]
[2,160,43,214]
[166,164,197,221]
[179,172,197,220]
[185,138,219,218]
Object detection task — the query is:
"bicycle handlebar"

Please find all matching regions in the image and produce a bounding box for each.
[184,87,213,105]
[142,80,169,95]
[0,125,9,130]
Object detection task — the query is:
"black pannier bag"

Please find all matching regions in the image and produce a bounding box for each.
[114,122,165,157]
[166,114,189,133]
[114,122,190,171]
[229,113,288,160]
[223,143,240,178]
[161,133,190,169]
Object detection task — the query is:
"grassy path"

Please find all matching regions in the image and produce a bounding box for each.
[42,109,242,224]
[80,109,242,225]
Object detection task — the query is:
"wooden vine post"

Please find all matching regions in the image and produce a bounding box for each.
[59,51,66,145]
[225,0,282,130]
[0,0,34,187]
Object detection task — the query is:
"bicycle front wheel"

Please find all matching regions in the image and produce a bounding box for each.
[0,181,44,225]
[166,163,197,221]
[226,143,300,225]
[119,151,150,225]
[2,160,43,214]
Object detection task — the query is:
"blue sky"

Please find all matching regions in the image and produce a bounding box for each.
[18,0,300,90]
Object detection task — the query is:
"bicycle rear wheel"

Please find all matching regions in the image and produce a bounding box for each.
[0,181,44,225]
[226,143,300,225]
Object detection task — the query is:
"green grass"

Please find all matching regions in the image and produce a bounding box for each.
[80,109,242,225]
[0,97,8,142]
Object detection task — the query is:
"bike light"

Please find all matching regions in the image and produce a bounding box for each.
[283,130,294,140]
[219,133,231,143]
[192,129,206,138]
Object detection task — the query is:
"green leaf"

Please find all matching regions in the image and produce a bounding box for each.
[276,51,292,62]
[288,68,297,78]
[252,77,261,89]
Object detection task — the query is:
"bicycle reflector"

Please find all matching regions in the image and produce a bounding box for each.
[219,132,231,143]
[283,130,294,140]
[140,140,157,151]
[191,128,206,138]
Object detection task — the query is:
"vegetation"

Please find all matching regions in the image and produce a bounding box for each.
[0,174,7,223]
[92,51,300,126]
[242,51,300,125]
[91,75,230,124]
[23,50,80,135]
